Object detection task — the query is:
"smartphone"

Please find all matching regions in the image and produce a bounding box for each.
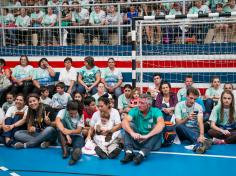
[193,111,199,116]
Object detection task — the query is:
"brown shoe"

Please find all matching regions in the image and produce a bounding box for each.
[40,141,50,149]
[69,148,82,165]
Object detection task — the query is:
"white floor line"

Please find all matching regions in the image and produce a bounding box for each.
[10,172,21,176]
[0,166,8,171]
[152,151,236,159]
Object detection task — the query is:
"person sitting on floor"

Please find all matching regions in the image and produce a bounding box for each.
[92,111,122,159]
[14,93,57,149]
[86,96,122,159]
[208,90,236,144]
[175,87,212,153]
[2,94,28,147]
[55,100,85,165]
[82,96,97,137]
[52,82,72,110]
[120,93,165,165]
[2,92,15,113]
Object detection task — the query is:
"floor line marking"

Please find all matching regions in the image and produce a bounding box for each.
[0,166,9,171]
[152,151,236,159]
[10,172,21,176]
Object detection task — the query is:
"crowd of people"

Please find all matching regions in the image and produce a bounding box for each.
[0,0,236,46]
[1,55,236,166]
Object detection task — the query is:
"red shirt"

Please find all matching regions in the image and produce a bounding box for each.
[83,109,97,126]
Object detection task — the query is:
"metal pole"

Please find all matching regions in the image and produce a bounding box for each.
[118,4,121,45]
[131,18,137,88]
[58,6,62,46]
[0,7,6,46]
[139,21,143,94]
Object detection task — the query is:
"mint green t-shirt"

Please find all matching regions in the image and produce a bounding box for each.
[79,66,100,86]
[205,87,223,97]
[118,93,130,110]
[128,107,163,135]
[12,65,33,80]
[209,104,236,126]
[175,101,203,129]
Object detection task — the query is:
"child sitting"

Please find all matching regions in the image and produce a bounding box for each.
[82,96,97,137]
[2,92,15,113]
[39,86,53,106]
[52,82,72,110]
[93,111,121,159]
[72,91,83,102]
[129,88,140,108]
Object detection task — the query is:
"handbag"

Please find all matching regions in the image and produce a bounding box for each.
[0,74,12,89]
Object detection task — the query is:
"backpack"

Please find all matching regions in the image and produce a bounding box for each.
[162,121,176,147]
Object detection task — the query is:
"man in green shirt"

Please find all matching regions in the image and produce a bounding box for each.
[121,94,165,165]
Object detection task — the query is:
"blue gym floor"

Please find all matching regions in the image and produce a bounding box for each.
[1,144,236,176]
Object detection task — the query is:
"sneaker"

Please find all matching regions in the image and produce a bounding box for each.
[14,142,25,149]
[213,138,225,145]
[108,148,121,159]
[120,152,135,164]
[133,153,145,165]
[40,141,50,149]
[95,146,107,159]
[204,138,213,150]
[193,143,206,154]
[69,148,82,165]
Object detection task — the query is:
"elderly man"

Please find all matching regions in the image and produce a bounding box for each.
[121,93,165,165]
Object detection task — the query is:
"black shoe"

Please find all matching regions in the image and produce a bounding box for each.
[133,153,145,165]
[69,148,82,165]
[95,146,107,159]
[6,139,16,147]
[108,148,121,159]
[120,152,135,164]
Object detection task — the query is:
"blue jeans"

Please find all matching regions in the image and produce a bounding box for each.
[2,116,25,139]
[14,126,57,148]
[176,124,199,144]
[204,98,214,114]
[108,87,122,99]
[65,85,77,95]
[124,123,162,156]
[77,84,98,95]
[70,134,85,150]
[0,130,4,144]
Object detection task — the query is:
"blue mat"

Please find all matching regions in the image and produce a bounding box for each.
[1,144,236,176]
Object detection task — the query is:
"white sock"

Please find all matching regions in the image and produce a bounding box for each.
[139,151,145,157]
[126,150,132,154]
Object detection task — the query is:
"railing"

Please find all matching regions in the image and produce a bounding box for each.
[0,0,234,46]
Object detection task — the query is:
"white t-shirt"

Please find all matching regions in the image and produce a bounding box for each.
[72,8,89,24]
[5,105,28,119]
[0,108,5,122]
[59,67,77,86]
[90,108,121,127]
